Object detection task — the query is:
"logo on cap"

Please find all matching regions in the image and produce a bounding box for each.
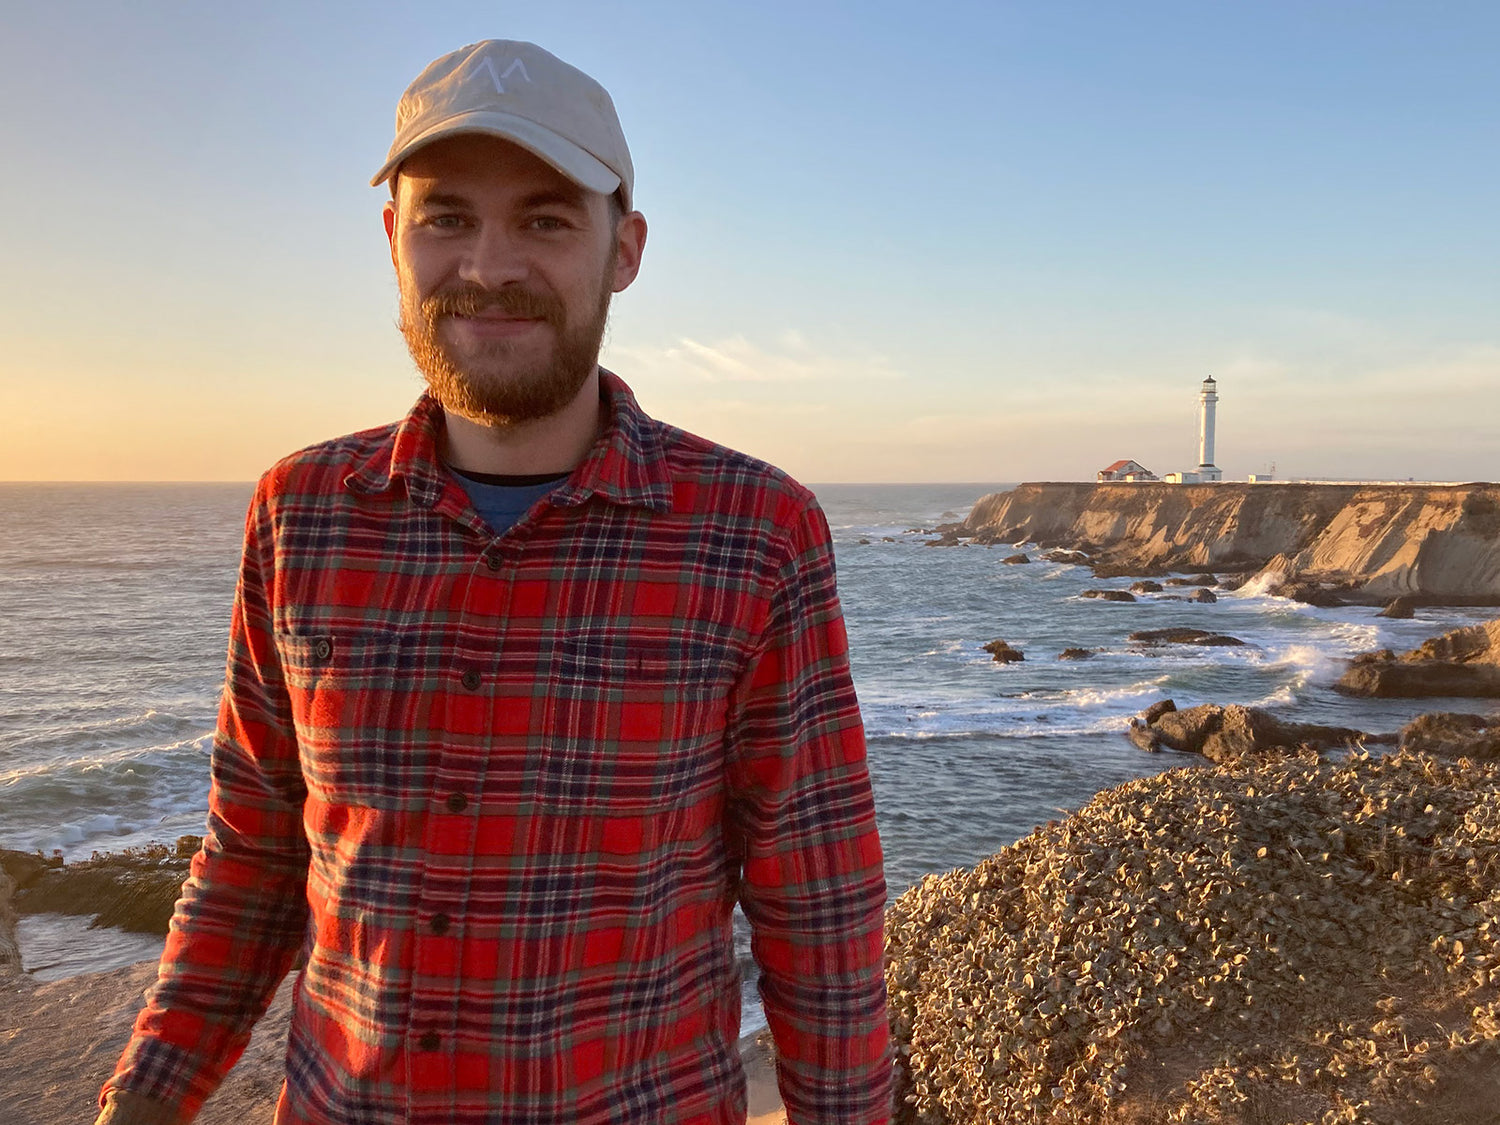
[477,55,532,95]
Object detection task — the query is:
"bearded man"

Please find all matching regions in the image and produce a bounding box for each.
[96,39,890,1125]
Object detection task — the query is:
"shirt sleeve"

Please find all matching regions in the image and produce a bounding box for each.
[101,479,310,1119]
[725,498,892,1124]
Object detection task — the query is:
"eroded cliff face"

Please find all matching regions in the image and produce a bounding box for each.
[963,482,1500,597]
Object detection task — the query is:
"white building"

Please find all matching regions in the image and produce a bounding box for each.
[1197,376,1223,482]
[1097,459,1159,482]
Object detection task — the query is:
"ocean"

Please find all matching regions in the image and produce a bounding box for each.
[2,481,1493,996]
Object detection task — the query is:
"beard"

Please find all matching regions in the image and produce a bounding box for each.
[399,269,613,427]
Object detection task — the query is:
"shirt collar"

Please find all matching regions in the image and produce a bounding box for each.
[343,369,674,515]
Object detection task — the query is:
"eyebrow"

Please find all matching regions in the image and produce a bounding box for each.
[404,188,591,212]
[517,188,590,211]
[407,191,474,211]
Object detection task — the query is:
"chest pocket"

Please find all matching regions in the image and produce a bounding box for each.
[277,631,432,808]
[539,630,737,814]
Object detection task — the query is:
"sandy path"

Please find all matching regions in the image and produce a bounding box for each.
[2,960,787,1124]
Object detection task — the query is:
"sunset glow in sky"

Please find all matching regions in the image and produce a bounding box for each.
[4,2,1497,483]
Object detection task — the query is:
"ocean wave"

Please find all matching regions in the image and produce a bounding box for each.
[0,736,213,858]
[1238,570,1287,597]
[1,707,204,761]
[861,677,1178,740]
[1247,683,1301,709]
[1259,642,1350,688]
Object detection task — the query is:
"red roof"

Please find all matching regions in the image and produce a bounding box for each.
[1102,459,1135,472]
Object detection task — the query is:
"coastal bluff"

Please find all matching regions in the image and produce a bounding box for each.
[964,481,1500,599]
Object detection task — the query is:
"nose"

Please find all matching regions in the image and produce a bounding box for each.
[457,224,529,289]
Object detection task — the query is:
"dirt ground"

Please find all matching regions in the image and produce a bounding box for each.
[1,960,788,1124]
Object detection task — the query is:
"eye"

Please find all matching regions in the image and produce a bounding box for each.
[428,213,469,230]
[528,214,571,232]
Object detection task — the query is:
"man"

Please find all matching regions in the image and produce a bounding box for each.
[97,39,890,1125]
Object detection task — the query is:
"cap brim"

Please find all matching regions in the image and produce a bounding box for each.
[370,109,622,199]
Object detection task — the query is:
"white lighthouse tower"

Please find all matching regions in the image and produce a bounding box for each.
[1197,376,1222,482]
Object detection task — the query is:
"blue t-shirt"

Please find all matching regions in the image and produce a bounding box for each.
[449,468,570,535]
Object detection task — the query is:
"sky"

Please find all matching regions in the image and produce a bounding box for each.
[2,1,1497,483]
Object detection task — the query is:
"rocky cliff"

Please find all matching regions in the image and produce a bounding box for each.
[963,482,1500,599]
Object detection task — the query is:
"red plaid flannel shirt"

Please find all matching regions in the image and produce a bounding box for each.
[104,373,890,1124]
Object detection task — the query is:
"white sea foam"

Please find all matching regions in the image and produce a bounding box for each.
[1239,570,1287,597]
[1248,683,1302,709]
[1263,643,1339,684]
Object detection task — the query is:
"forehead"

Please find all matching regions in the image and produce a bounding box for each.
[396,133,593,207]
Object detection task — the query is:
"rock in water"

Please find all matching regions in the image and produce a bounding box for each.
[1339,618,1500,698]
[1130,628,1244,647]
[1152,704,1225,753]
[14,844,191,935]
[1001,553,1031,565]
[1338,661,1500,698]
[1270,579,1349,607]
[1141,698,1177,724]
[1379,596,1416,619]
[1126,720,1161,752]
[1399,711,1500,758]
[1142,703,1365,761]
[1080,589,1136,603]
[982,639,1025,664]
[1056,648,1093,661]
[1130,580,1163,594]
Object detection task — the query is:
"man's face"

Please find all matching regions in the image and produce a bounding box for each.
[384,134,645,427]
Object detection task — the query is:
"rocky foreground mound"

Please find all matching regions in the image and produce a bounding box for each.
[886,750,1500,1124]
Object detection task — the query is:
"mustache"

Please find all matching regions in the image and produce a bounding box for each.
[423,284,566,324]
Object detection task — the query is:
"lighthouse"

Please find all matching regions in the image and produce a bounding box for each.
[1197,376,1223,482]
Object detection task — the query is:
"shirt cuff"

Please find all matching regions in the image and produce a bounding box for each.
[95,1090,186,1125]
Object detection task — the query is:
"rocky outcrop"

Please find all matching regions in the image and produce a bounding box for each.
[1126,701,1369,762]
[1337,618,1500,698]
[1080,589,1136,603]
[6,839,200,936]
[964,482,1500,598]
[1399,712,1500,758]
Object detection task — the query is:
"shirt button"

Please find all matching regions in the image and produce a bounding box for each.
[418,1031,440,1052]
[460,668,482,691]
[430,912,451,935]
[486,553,503,571]
[313,638,333,661]
[446,791,468,813]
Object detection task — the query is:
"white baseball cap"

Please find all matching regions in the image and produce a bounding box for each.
[372,40,634,210]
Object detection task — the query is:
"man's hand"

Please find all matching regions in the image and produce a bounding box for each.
[94,1090,185,1125]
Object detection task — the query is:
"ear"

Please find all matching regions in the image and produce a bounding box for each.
[383,199,398,268]
[610,211,648,293]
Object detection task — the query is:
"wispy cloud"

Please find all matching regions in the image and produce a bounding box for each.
[608,333,906,385]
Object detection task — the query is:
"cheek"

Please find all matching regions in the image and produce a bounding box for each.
[395,238,454,296]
